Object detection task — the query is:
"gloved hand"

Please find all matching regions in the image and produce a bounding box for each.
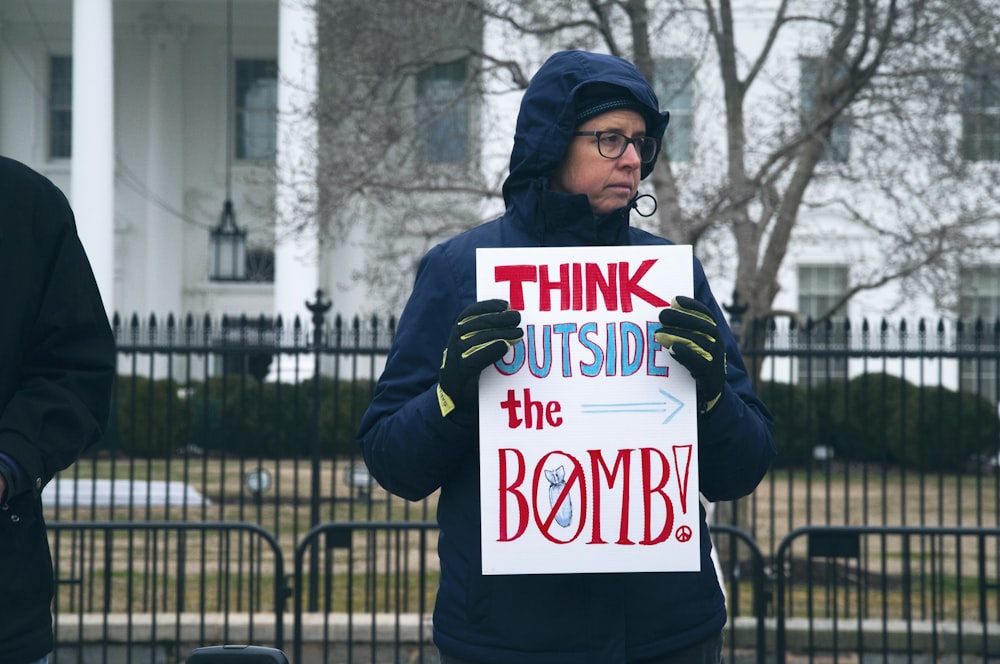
[437,299,523,419]
[655,295,726,414]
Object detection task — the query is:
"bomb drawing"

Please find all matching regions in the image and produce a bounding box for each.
[544,465,573,527]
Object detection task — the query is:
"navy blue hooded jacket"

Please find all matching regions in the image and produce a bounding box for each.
[357,50,775,663]
[0,156,115,663]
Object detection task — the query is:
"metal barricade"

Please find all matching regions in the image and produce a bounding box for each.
[774,525,1000,663]
[49,520,288,662]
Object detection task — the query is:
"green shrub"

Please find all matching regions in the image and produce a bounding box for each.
[100,375,375,459]
[99,376,196,457]
[757,374,998,471]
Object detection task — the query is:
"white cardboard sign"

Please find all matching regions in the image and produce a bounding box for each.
[476,245,700,574]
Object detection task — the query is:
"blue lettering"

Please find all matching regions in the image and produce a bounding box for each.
[578,322,602,378]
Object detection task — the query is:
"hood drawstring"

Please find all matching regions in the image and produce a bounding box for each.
[632,193,658,217]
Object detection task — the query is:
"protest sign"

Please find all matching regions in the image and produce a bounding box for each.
[476,245,699,574]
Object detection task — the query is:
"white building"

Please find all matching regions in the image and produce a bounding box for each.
[0,0,321,326]
[1,1,997,376]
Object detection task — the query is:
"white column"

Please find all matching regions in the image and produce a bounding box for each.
[275,0,319,332]
[71,0,116,316]
[141,17,188,320]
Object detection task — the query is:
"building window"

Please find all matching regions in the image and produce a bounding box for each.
[50,56,72,159]
[653,58,695,163]
[958,266,1000,403]
[235,59,278,160]
[417,59,469,164]
[961,53,1000,162]
[800,57,850,163]
[245,246,275,283]
[798,264,849,384]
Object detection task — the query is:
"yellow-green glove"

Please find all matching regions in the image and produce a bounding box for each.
[655,295,726,414]
[437,299,523,418]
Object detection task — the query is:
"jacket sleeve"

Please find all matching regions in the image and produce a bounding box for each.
[690,263,776,502]
[0,172,116,498]
[356,245,478,501]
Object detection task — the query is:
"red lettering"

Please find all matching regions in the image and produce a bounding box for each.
[588,449,635,545]
[533,452,587,544]
[492,260,668,312]
[524,388,544,429]
[586,262,617,311]
[672,444,694,515]
[640,448,674,545]
[500,389,562,429]
[493,448,681,547]
[546,401,563,426]
[500,389,523,428]
[538,264,570,311]
[493,265,536,310]
[618,259,669,312]
[498,449,529,542]
[572,262,583,310]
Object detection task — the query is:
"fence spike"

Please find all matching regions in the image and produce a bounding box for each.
[165,313,176,343]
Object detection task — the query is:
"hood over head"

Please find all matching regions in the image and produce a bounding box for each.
[502,50,670,206]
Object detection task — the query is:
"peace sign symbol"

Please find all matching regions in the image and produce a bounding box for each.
[676,525,693,542]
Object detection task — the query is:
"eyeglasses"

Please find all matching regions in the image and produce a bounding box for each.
[572,131,659,163]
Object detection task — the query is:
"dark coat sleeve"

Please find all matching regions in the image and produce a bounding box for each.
[356,244,479,501]
[0,159,116,498]
[689,261,776,502]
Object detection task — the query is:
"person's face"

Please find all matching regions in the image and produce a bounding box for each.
[551,109,647,216]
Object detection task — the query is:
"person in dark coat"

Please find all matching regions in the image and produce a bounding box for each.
[357,50,775,664]
[0,156,116,664]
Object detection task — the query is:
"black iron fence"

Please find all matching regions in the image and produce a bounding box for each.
[50,521,287,662]
[45,519,1000,663]
[43,297,1000,661]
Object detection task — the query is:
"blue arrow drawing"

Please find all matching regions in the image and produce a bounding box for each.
[580,389,684,424]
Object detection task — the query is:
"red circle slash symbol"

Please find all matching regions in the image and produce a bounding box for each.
[675,525,693,543]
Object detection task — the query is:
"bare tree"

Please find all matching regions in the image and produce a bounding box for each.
[297,0,1000,324]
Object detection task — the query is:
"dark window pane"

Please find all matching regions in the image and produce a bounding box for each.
[799,57,851,163]
[50,56,72,158]
[654,58,695,163]
[962,54,1000,162]
[235,59,278,160]
[417,59,469,164]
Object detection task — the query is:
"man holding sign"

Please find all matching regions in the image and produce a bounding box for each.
[358,50,775,664]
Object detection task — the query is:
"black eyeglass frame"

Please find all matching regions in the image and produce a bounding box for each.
[572,131,659,163]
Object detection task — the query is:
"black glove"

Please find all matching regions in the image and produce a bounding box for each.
[655,295,726,414]
[437,299,523,419]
